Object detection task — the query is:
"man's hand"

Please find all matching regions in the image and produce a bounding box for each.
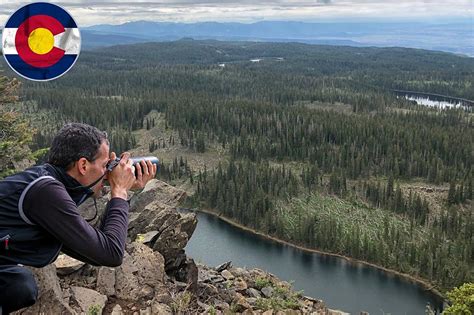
[107,152,135,200]
[131,159,157,190]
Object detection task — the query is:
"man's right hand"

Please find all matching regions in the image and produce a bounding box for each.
[107,152,135,200]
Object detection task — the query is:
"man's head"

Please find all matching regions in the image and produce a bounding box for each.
[48,123,110,196]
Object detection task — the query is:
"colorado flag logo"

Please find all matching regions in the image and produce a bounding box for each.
[2,2,81,81]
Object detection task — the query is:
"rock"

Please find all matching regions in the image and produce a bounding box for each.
[70,286,107,314]
[221,270,235,280]
[115,242,165,300]
[211,275,226,283]
[215,261,232,272]
[247,288,262,298]
[135,230,159,244]
[152,210,197,263]
[230,267,249,278]
[246,297,258,305]
[111,304,123,315]
[233,277,248,291]
[151,302,172,314]
[198,283,219,297]
[96,267,115,296]
[54,254,86,276]
[198,267,216,283]
[139,307,152,315]
[214,300,230,310]
[261,286,274,298]
[197,301,210,311]
[262,311,274,315]
[15,265,75,315]
[154,291,173,304]
[233,293,252,312]
[130,179,186,213]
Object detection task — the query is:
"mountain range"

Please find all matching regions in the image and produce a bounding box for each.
[81,20,473,56]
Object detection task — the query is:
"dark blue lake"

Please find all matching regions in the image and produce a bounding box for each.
[183,210,445,315]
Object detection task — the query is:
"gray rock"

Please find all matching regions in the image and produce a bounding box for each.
[215,261,232,272]
[70,286,107,314]
[54,254,85,276]
[115,242,165,300]
[261,286,274,298]
[230,267,249,278]
[247,288,262,298]
[246,297,258,305]
[130,179,186,213]
[96,267,116,296]
[15,265,75,315]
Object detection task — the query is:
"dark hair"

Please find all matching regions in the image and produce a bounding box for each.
[48,123,108,170]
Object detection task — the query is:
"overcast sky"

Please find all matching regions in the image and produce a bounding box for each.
[1,0,472,26]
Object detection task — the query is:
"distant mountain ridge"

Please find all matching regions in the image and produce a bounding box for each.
[82,20,473,56]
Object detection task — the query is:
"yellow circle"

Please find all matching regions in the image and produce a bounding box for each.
[28,28,54,55]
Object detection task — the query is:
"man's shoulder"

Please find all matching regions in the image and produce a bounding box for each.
[27,176,66,196]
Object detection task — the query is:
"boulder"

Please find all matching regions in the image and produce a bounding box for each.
[221,270,234,280]
[130,179,186,213]
[115,242,165,300]
[54,254,85,276]
[215,261,232,272]
[96,267,116,296]
[15,265,75,315]
[111,304,123,315]
[233,277,248,291]
[261,286,274,298]
[247,288,262,299]
[69,286,107,314]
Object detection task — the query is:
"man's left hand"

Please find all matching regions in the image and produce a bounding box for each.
[131,159,157,190]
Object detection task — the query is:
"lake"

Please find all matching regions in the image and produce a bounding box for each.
[183,210,445,315]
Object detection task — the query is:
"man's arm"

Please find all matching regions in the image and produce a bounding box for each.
[23,180,128,267]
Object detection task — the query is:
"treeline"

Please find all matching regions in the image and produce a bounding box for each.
[166,99,472,184]
[192,159,473,289]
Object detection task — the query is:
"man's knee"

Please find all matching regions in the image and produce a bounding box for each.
[13,268,38,305]
[0,265,38,313]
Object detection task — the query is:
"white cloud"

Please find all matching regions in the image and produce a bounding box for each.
[0,0,471,26]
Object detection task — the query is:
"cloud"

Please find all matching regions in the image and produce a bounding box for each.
[0,0,471,26]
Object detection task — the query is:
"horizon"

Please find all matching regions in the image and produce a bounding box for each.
[1,0,472,27]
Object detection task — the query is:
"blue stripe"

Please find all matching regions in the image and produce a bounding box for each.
[5,2,77,28]
[4,55,78,81]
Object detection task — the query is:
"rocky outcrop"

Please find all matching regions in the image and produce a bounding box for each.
[15,179,337,315]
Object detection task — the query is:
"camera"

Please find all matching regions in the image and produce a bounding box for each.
[106,156,159,176]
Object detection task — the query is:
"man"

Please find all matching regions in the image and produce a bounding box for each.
[0,123,157,313]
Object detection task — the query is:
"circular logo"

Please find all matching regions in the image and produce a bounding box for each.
[2,2,81,81]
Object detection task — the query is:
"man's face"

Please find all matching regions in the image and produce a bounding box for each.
[85,141,110,197]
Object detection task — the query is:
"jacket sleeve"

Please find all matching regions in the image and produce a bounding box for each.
[23,180,129,267]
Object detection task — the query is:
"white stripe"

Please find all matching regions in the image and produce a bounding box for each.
[54,28,81,55]
[1,28,18,55]
[1,27,80,55]
[18,176,56,225]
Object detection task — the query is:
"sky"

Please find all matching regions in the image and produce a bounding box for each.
[0,0,472,26]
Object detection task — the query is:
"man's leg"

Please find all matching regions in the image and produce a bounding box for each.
[0,265,38,313]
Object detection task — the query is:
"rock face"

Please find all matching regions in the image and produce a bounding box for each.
[15,179,335,315]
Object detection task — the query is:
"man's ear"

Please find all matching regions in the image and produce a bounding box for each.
[76,157,88,176]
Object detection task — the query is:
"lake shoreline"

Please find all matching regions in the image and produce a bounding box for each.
[186,207,447,304]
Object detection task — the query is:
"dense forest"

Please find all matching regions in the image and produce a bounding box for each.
[0,40,472,292]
